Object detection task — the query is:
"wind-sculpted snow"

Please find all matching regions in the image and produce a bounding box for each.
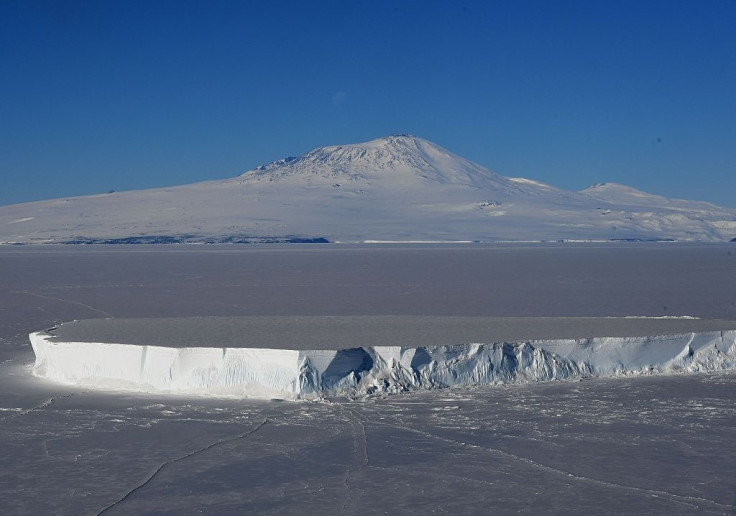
[29,329,736,399]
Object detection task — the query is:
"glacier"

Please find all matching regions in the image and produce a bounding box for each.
[29,327,736,399]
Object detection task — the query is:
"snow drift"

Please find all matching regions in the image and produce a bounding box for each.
[29,329,736,399]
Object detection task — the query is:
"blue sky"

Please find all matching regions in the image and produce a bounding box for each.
[1,0,735,207]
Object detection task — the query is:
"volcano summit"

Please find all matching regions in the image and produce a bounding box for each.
[1,135,735,243]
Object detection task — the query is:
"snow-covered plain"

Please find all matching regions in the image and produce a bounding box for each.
[2,244,736,514]
[1,135,736,244]
[30,317,736,398]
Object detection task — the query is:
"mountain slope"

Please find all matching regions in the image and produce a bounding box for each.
[244,134,525,193]
[581,182,724,211]
[1,135,735,243]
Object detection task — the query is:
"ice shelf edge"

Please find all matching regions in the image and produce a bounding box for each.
[28,330,736,399]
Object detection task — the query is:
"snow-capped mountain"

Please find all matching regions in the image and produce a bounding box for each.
[247,134,523,191]
[1,135,735,243]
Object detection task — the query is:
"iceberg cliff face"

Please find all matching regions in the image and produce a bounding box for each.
[29,330,736,399]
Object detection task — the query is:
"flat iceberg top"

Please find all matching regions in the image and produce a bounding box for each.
[46,316,736,350]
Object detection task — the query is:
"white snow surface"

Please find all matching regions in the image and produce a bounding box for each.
[29,327,736,399]
[2,135,736,243]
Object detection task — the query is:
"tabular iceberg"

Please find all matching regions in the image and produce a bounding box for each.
[29,329,736,399]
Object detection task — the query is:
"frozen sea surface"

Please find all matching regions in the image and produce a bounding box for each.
[2,243,736,513]
[2,368,735,515]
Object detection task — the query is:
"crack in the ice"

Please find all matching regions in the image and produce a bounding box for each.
[336,405,369,513]
[96,417,269,515]
[345,407,369,468]
[371,420,734,512]
[0,393,78,421]
[12,290,115,318]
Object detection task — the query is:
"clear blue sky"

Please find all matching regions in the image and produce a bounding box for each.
[1,0,735,207]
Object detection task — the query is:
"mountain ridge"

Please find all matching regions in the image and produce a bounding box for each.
[241,135,526,194]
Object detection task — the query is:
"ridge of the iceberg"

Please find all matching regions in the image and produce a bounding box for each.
[29,329,736,400]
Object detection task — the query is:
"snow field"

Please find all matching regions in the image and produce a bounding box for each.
[3,135,736,244]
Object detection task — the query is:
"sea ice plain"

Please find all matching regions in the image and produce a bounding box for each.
[1,243,736,514]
